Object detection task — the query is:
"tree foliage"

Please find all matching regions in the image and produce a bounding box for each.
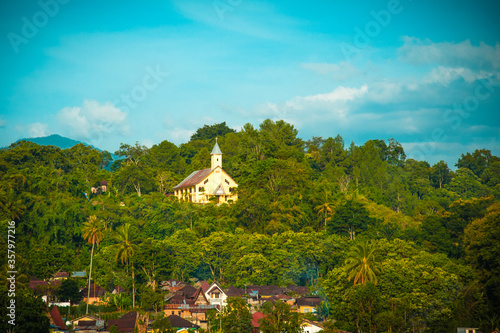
[0,120,498,331]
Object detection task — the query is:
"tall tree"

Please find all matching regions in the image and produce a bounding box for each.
[315,190,336,231]
[329,200,375,240]
[456,149,492,178]
[259,300,303,333]
[82,215,105,314]
[431,160,451,189]
[112,223,139,308]
[190,121,236,141]
[345,241,381,286]
[216,297,253,333]
[464,202,500,314]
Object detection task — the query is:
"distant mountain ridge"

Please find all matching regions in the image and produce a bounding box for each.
[14,134,98,150]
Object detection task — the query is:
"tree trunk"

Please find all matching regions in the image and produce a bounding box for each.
[132,263,136,308]
[86,240,95,314]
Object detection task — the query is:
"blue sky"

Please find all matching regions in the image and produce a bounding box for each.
[1,0,499,166]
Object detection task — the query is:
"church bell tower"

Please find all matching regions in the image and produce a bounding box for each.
[211,138,222,170]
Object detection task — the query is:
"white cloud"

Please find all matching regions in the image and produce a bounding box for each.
[57,100,129,142]
[0,116,6,128]
[422,66,492,86]
[286,85,368,109]
[28,123,50,137]
[398,37,500,71]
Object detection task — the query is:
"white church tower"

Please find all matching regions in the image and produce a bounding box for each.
[211,137,222,170]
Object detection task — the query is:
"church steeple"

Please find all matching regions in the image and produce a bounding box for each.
[211,137,222,169]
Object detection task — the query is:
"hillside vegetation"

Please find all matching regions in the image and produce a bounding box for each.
[1,119,499,332]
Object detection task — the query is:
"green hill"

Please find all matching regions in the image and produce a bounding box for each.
[14,134,95,150]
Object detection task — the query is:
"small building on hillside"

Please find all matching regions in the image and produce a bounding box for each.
[81,283,106,305]
[296,296,321,314]
[204,281,228,307]
[173,139,238,204]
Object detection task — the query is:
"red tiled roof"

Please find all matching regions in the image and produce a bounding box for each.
[200,281,210,292]
[50,306,67,330]
[174,168,212,189]
[29,279,47,292]
[252,312,264,328]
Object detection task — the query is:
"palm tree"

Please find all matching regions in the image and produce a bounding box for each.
[314,190,335,231]
[112,223,138,308]
[82,215,105,314]
[345,241,381,286]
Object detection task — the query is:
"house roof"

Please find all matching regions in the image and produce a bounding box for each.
[296,296,321,307]
[174,168,212,189]
[29,276,48,292]
[247,285,285,296]
[302,319,324,329]
[225,285,243,297]
[71,271,86,278]
[81,283,106,298]
[200,281,210,292]
[55,271,69,278]
[50,306,67,330]
[71,315,99,323]
[252,312,264,328]
[206,281,224,294]
[107,311,137,333]
[178,285,198,298]
[168,293,187,304]
[211,141,222,155]
[193,286,210,305]
[167,314,200,329]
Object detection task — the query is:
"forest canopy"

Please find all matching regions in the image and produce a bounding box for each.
[0,119,499,332]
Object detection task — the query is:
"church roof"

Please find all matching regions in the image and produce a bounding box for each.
[211,141,222,155]
[174,168,212,189]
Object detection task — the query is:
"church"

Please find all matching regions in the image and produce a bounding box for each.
[173,139,238,204]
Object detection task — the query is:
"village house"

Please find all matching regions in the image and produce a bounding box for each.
[48,305,68,332]
[70,314,105,331]
[204,281,228,307]
[167,314,200,332]
[173,139,238,204]
[296,296,322,314]
[81,283,106,305]
[164,286,218,328]
[301,319,324,333]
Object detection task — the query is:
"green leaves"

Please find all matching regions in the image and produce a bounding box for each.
[345,241,381,286]
[260,300,303,333]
